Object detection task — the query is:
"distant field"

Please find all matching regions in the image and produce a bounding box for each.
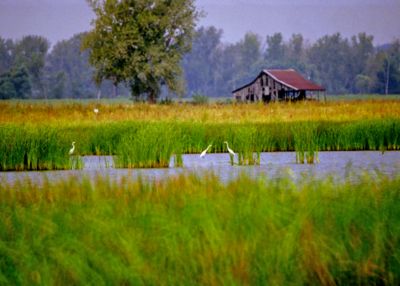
[325,94,400,101]
[1,97,400,124]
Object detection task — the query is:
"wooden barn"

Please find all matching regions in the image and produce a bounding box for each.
[232,69,325,102]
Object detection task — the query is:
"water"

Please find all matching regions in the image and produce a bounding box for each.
[1,151,400,184]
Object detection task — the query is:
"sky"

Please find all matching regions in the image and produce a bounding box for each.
[0,0,399,46]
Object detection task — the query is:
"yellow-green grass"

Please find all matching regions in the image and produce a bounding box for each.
[0,172,399,285]
[1,99,400,125]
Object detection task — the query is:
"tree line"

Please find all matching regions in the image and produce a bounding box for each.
[183,28,400,97]
[0,34,119,99]
[1,29,399,100]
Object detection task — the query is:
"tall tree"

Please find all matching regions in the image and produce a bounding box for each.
[307,33,351,93]
[0,66,31,99]
[237,32,263,83]
[216,42,242,96]
[265,33,285,67]
[376,40,400,94]
[46,33,96,98]
[182,26,223,97]
[13,35,49,98]
[0,37,14,75]
[349,33,374,93]
[83,0,199,102]
[286,34,309,74]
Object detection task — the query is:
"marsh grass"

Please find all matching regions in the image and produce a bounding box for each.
[0,125,82,171]
[231,126,261,165]
[114,124,183,168]
[1,119,400,170]
[0,172,399,285]
[69,156,84,170]
[292,122,319,164]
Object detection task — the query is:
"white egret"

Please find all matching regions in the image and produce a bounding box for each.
[69,142,75,155]
[224,141,235,156]
[94,108,99,114]
[200,144,212,158]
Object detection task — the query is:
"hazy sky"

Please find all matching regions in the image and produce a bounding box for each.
[0,0,399,46]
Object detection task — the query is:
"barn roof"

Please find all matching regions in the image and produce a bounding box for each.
[266,69,325,91]
[232,69,325,93]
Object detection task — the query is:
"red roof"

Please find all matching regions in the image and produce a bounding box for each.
[232,69,325,93]
[265,69,325,91]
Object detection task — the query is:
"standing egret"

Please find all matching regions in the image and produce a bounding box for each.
[224,141,235,156]
[200,144,212,158]
[94,108,99,114]
[69,142,76,155]
[224,141,236,165]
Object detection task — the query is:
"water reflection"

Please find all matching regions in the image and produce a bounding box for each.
[1,151,399,184]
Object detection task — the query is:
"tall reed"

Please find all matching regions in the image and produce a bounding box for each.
[1,119,400,171]
[231,126,261,165]
[0,124,81,171]
[292,122,319,164]
[114,123,183,168]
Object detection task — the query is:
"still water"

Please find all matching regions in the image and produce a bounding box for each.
[1,151,400,184]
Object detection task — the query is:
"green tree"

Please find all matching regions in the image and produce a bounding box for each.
[286,33,309,74]
[376,40,400,94]
[355,74,373,93]
[182,26,223,97]
[216,42,242,96]
[0,75,16,99]
[238,32,263,82]
[46,33,95,98]
[265,33,285,67]
[0,66,31,99]
[47,71,66,99]
[349,33,374,93]
[83,0,199,102]
[0,37,14,75]
[13,35,49,98]
[307,33,351,93]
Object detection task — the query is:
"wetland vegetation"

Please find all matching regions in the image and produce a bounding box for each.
[0,98,399,284]
[1,100,400,170]
[0,99,399,284]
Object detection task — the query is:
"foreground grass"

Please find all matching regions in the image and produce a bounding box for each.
[0,172,399,285]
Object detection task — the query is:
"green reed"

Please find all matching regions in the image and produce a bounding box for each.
[1,119,400,171]
[0,124,82,171]
[114,123,183,168]
[292,122,319,164]
[0,171,399,285]
[230,126,261,165]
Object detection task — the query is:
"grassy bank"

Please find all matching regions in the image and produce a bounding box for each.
[0,172,399,285]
